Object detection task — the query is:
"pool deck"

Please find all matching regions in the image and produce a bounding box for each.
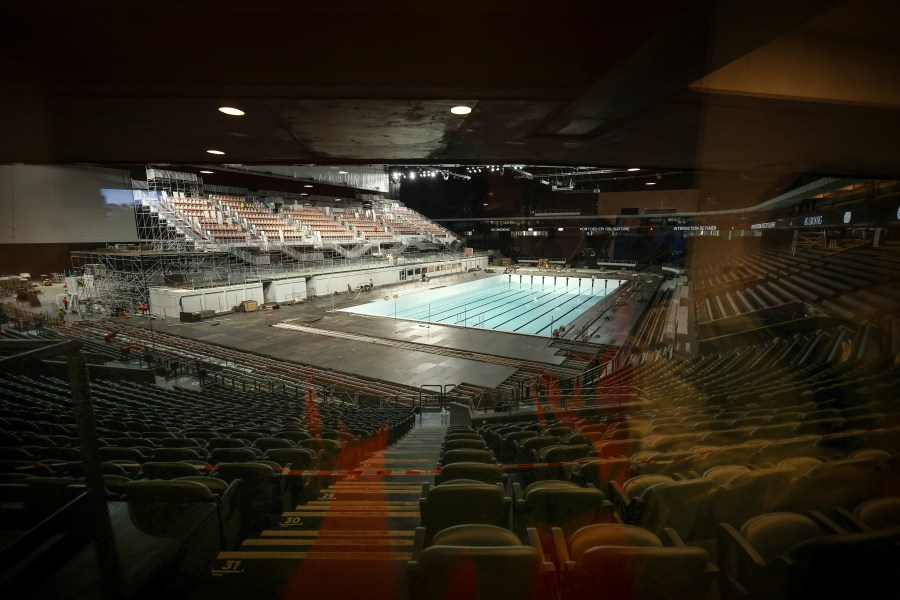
[110,269,652,390]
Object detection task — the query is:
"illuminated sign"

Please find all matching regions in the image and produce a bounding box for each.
[804,215,823,226]
[751,221,776,230]
[673,225,717,232]
[579,226,631,232]
[490,227,511,232]
[843,211,851,224]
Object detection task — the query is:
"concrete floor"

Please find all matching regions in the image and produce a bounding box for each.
[0,268,647,391]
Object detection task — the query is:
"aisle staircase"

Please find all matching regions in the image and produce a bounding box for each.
[196,413,447,600]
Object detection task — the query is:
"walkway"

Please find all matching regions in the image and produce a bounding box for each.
[196,412,447,600]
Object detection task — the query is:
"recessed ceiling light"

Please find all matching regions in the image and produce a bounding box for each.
[207,149,225,155]
[200,170,213,174]
[450,105,472,115]
[218,107,245,116]
[627,167,641,172]
[303,184,313,188]
[645,182,656,185]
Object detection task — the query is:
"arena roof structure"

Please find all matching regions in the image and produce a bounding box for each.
[2,0,899,181]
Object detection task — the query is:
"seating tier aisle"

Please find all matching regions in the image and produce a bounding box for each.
[195,413,447,600]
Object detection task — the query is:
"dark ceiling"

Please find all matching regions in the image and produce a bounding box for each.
[2,0,899,182]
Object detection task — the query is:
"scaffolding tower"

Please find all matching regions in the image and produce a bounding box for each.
[69,249,242,316]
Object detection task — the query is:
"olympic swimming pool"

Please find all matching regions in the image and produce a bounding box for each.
[340,275,621,337]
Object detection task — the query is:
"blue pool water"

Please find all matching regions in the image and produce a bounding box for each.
[341,275,620,337]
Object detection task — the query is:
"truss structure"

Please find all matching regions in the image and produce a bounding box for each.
[69,249,240,315]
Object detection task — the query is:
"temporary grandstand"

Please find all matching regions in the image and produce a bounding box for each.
[2,1,900,600]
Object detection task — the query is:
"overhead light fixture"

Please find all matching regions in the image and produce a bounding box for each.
[206,149,225,155]
[450,105,472,115]
[483,203,489,206]
[218,106,245,116]
[527,227,534,232]
[558,227,564,231]
[200,170,213,174]
[300,192,309,196]
[338,170,348,175]
[409,172,416,180]
[646,182,656,185]
[627,167,640,172]
[303,184,313,188]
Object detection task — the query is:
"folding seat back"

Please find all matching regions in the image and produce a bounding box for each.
[263,447,316,469]
[215,462,284,534]
[97,446,146,462]
[442,438,487,452]
[210,447,260,465]
[434,462,506,486]
[854,496,900,531]
[556,523,714,600]
[152,447,204,462]
[140,461,202,480]
[592,439,641,459]
[785,457,880,512]
[124,479,218,538]
[648,433,702,452]
[274,430,312,443]
[710,467,795,536]
[515,480,609,539]
[253,438,294,452]
[515,436,557,463]
[570,457,632,491]
[158,437,204,449]
[635,478,714,540]
[499,430,537,461]
[407,524,554,600]
[229,431,265,442]
[703,465,751,487]
[699,428,753,446]
[776,456,823,477]
[207,438,249,450]
[440,448,495,465]
[419,481,509,542]
[717,511,831,600]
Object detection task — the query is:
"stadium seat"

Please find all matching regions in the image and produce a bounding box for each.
[513,480,611,543]
[434,462,507,486]
[407,524,555,600]
[419,480,510,543]
[553,523,714,600]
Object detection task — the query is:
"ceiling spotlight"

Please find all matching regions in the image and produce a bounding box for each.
[303,184,313,188]
[646,182,656,185]
[409,172,416,180]
[200,170,213,174]
[206,149,225,155]
[557,227,564,231]
[218,106,245,116]
[527,227,534,232]
[450,105,472,115]
[483,203,489,206]
[301,192,309,196]
[627,167,640,172]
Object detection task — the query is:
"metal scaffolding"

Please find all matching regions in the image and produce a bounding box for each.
[69,249,240,316]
